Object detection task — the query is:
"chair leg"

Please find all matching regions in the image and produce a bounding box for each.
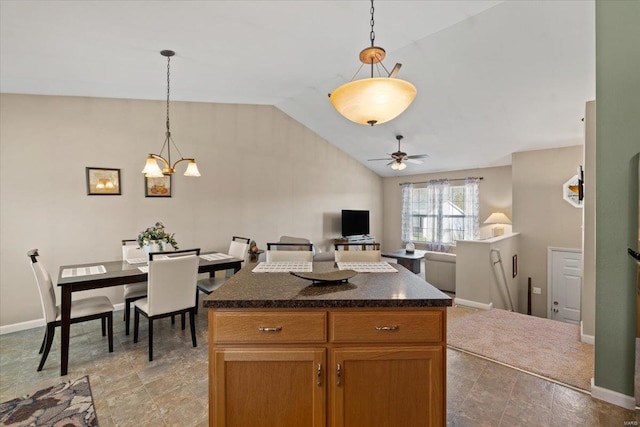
[107,313,114,353]
[133,309,139,343]
[190,309,197,348]
[171,315,175,325]
[125,299,131,335]
[39,329,47,354]
[101,317,106,336]
[195,290,199,315]
[148,318,154,362]
[37,323,55,372]
[181,313,186,330]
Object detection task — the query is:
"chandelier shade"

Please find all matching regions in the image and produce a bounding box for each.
[330,77,417,126]
[142,50,200,178]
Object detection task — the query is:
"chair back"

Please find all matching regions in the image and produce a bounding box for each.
[27,249,57,323]
[228,237,250,263]
[147,249,200,316]
[335,250,382,263]
[334,242,381,251]
[122,239,145,261]
[266,250,313,263]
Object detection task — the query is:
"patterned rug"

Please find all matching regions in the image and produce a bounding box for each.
[0,375,97,426]
[448,307,594,391]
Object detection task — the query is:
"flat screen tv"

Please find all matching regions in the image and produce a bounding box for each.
[341,210,370,237]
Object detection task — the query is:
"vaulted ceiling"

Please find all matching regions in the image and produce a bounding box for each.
[0,1,595,177]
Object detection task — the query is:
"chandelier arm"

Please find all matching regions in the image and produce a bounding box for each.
[350,62,366,82]
[151,154,171,169]
[171,157,195,169]
[167,134,185,161]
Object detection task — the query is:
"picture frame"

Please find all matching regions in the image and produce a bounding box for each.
[145,175,172,197]
[86,167,121,195]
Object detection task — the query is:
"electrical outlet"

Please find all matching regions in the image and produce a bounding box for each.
[532,287,542,295]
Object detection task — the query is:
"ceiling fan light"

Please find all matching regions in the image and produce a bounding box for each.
[184,160,201,177]
[330,77,417,126]
[142,155,164,177]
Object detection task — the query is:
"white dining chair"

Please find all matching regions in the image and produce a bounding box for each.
[334,242,382,262]
[133,248,200,361]
[196,236,250,311]
[27,249,114,371]
[265,242,314,262]
[121,239,149,335]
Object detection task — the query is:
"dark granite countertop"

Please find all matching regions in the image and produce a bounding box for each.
[203,261,452,309]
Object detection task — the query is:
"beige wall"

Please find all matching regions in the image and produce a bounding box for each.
[382,165,513,252]
[0,94,383,327]
[512,146,583,318]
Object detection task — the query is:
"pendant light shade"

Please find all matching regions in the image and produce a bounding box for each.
[142,50,201,178]
[329,0,417,126]
[330,77,417,126]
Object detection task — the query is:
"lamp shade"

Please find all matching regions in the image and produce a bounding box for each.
[142,156,164,178]
[484,212,512,225]
[330,77,417,126]
[184,160,201,177]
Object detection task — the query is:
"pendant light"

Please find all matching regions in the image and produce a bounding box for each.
[142,50,200,178]
[329,0,417,126]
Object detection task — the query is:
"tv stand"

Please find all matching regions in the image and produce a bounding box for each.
[337,235,375,243]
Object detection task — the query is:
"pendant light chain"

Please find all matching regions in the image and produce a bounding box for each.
[369,0,375,47]
[165,55,171,135]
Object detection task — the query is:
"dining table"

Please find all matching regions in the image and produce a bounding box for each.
[56,251,242,376]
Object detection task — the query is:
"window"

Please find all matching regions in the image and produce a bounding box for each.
[402,179,480,251]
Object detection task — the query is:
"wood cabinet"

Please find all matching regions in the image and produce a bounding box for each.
[209,308,446,426]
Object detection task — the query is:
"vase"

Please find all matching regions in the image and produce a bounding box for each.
[143,242,163,258]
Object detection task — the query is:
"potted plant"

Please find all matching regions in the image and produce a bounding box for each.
[137,222,179,256]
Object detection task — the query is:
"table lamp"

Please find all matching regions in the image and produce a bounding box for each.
[484,212,512,237]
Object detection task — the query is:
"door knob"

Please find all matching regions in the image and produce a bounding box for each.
[553,301,558,305]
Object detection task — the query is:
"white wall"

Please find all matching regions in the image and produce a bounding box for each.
[0,94,383,327]
[512,146,583,318]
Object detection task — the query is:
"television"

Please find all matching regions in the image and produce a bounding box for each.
[341,210,370,237]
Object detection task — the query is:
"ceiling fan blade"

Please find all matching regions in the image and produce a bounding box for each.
[386,160,396,166]
[405,158,423,164]
[368,157,393,161]
[406,154,429,159]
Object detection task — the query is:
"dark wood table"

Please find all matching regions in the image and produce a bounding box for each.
[381,249,428,274]
[56,252,242,376]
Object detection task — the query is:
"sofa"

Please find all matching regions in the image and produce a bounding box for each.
[424,251,456,293]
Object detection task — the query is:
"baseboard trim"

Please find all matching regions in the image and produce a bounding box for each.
[453,298,493,311]
[590,378,636,410]
[580,321,595,345]
[0,303,125,335]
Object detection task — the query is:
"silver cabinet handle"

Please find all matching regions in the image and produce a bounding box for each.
[336,363,342,386]
[375,325,399,331]
[258,326,282,332]
[317,364,322,386]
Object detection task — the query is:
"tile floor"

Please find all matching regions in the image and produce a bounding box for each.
[1,307,638,427]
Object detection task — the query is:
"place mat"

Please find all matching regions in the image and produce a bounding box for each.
[137,266,149,273]
[200,253,234,261]
[61,265,106,278]
[336,262,398,273]
[252,262,313,273]
[125,257,147,265]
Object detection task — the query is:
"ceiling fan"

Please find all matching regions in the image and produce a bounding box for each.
[368,135,429,170]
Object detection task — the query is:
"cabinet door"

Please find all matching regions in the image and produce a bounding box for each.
[331,347,444,427]
[211,348,325,427]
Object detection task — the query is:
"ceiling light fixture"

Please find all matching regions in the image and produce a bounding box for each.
[329,0,417,126]
[142,50,200,178]
[391,160,407,171]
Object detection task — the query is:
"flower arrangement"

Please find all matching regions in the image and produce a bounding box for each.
[137,222,179,250]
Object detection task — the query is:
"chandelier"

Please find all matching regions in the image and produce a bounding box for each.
[329,0,417,126]
[142,50,200,178]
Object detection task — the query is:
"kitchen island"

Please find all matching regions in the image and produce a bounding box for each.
[204,261,452,427]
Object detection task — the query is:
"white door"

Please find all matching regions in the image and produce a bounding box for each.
[548,248,582,324]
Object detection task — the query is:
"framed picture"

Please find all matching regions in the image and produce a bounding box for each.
[86,167,121,195]
[145,175,171,197]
